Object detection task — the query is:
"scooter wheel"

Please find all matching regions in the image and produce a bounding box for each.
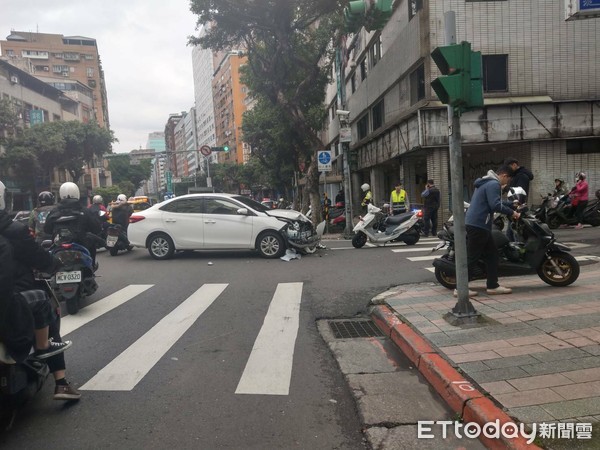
[402,231,420,246]
[352,232,368,248]
[434,266,456,289]
[66,297,79,315]
[109,247,118,256]
[537,251,580,287]
[547,216,561,229]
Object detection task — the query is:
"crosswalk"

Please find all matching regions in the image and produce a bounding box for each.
[61,282,304,396]
[327,237,594,273]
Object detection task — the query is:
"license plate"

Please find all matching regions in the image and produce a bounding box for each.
[56,271,82,284]
[106,235,118,247]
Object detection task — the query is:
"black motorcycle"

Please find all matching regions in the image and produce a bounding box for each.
[545,193,600,229]
[432,209,580,289]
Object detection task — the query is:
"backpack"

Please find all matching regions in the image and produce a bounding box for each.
[50,209,86,244]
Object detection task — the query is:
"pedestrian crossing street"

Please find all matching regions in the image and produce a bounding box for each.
[61,282,304,396]
[328,237,594,273]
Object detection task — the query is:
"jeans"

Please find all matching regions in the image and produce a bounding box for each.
[466,225,500,289]
[422,207,438,236]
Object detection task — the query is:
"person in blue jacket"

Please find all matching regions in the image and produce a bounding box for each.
[464,165,520,297]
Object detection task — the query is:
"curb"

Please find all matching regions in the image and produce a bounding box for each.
[370,305,541,450]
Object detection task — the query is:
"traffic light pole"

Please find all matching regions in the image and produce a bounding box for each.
[444,11,478,318]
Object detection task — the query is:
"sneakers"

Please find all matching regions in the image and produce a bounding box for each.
[574,224,584,230]
[486,286,512,295]
[559,224,571,229]
[34,339,72,359]
[54,383,81,401]
[453,289,478,297]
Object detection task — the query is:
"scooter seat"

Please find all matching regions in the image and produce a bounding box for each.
[0,342,16,364]
[384,212,413,226]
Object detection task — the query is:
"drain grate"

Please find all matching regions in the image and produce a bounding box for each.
[328,320,384,339]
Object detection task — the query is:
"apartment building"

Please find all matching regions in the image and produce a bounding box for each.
[0,31,110,129]
[324,0,600,221]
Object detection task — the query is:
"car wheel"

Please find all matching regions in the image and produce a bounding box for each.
[148,233,175,260]
[257,231,285,258]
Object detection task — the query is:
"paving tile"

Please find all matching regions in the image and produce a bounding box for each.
[438,345,467,355]
[483,354,539,370]
[495,344,548,357]
[562,367,600,383]
[531,348,589,362]
[479,380,517,394]
[581,345,600,356]
[551,381,600,401]
[450,351,500,364]
[457,361,489,373]
[522,357,600,376]
[539,340,574,351]
[506,334,556,346]
[552,330,585,339]
[495,388,564,408]
[506,373,573,391]
[507,405,557,423]
[566,337,598,347]
[461,340,513,353]
[469,366,530,383]
[541,397,600,420]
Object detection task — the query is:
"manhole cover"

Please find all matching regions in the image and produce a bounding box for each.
[328,320,384,339]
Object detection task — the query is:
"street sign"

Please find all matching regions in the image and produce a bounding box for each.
[199,145,212,156]
[566,0,600,19]
[30,109,44,126]
[318,150,332,172]
[340,126,352,143]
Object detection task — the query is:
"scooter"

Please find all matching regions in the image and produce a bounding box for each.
[106,224,133,256]
[432,208,580,289]
[545,195,600,229]
[0,290,58,430]
[352,203,422,248]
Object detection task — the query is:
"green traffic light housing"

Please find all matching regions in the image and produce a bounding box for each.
[223,145,230,152]
[365,0,393,31]
[344,0,366,32]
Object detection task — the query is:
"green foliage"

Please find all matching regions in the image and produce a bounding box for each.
[0,99,21,145]
[4,120,115,183]
[93,185,121,204]
[107,154,153,192]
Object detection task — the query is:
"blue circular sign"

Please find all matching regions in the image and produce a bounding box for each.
[318,151,331,164]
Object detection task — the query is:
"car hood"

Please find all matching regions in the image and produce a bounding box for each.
[266,209,310,222]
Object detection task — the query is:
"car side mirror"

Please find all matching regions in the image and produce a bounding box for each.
[236,208,249,215]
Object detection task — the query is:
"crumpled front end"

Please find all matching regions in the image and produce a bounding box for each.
[282,220,325,249]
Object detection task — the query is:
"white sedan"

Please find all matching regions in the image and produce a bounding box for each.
[127,193,324,260]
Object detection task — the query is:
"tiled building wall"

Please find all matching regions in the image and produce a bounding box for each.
[428,0,600,100]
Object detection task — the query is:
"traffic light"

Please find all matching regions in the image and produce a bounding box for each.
[344,1,366,32]
[365,0,393,31]
[223,145,229,153]
[431,41,484,111]
[211,146,230,152]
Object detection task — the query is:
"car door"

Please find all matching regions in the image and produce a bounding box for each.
[159,197,204,248]
[202,197,253,249]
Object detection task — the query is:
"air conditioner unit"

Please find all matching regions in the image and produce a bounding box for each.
[10,75,18,84]
[43,66,49,71]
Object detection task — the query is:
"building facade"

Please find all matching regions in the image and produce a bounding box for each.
[324,0,600,222]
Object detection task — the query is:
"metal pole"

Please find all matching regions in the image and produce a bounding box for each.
[342,142,354,237]
[444,11,477,317]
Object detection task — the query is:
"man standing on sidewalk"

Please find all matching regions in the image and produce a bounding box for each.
[463,165,520,297]
[421,179,440,237]
[504,157,533,241]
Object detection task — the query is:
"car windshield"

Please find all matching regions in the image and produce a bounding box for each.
[233,195,270,212]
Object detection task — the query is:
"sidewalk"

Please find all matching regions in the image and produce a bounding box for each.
[371,264,600,448]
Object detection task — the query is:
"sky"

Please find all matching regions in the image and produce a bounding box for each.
[1,0,199,153]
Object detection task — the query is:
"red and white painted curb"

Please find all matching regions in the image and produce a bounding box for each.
[371,304,542,450]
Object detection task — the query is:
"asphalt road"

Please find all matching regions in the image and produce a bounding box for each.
[1,226,598,449]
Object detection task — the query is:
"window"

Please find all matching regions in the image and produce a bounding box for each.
[351,72,356,93]
[566,138,600,154]
[160,198,203,213]
[372,100,384,131]
[360,58,368,81]
[205,198,240,215]
[86,67,94,77]
[53,65,70,74]
[370,36,382,68]
[409,0,422,20]
[409,64,425,104]
[482,54,508,92]
[357,115,369,140]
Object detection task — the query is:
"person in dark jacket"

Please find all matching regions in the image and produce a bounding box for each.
[111,194,133,231]
[464,166,520,297]
[0,181,80,400]
[421,179,440,237]
[504,157,534,241]
[29,191,56,244]
[44,182,101,266]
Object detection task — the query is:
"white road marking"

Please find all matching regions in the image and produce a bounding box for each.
[81,283,228,391]
[61,285,154,336]
[235,282,303,396]
[424,267,436,272]
[562,242,591,250]
[575,255,600,261]
[407,255,439,262]
[391,247,439,253]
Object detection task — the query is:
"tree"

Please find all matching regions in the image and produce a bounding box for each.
[189,0,343,222]
[4,120,115,186]
[107,154,153,193]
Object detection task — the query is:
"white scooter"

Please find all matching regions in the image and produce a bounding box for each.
[352,203,422,248]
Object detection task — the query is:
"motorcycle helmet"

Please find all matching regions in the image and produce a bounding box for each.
[92,195,103,204]
[361,183,370,192]
[578,172,587,180]
[507,187,527,204]
[38,191,55,206]
[116,194,127,203]
[59,182,80,200]
[0,180,5,210]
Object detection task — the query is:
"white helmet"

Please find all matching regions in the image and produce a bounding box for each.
[361,183,370,192]
[0,180,5,210]
[116,194,127,203]
[92,195,103,204]
[507,186,527,203]
[59,182,80,200]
